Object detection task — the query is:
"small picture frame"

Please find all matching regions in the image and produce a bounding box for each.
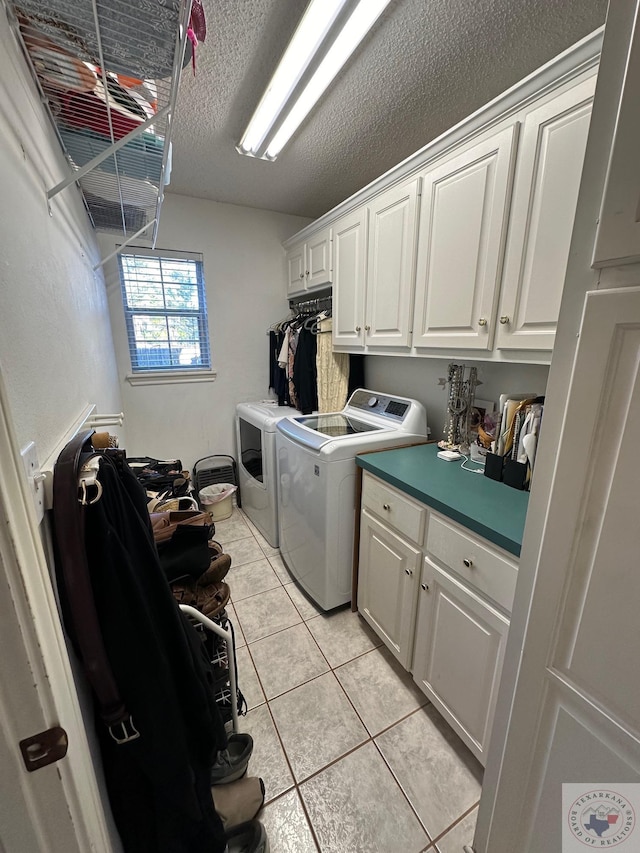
[469,398,495,435]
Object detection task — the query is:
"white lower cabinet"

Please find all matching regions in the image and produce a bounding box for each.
[412,558,509,765]
[358,509,421,669]
[357,470,517,765]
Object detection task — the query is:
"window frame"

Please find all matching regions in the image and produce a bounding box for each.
[117,248,213,379]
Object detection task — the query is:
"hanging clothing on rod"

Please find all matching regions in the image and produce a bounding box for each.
[316,316,349,412]
[267,293,335,413]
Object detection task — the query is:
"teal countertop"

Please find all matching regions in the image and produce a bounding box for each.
[356,443,529,556]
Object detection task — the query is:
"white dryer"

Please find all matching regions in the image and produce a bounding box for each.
[276,389,427,610]
[235,401,298,548]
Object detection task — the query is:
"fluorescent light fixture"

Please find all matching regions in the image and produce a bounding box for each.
[238,0,392,161]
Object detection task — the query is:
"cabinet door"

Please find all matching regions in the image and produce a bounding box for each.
[358,509,421,669]
[365,178,420,348]
[413,558,509,765]
[497,77,595,351]
[306,229,333,289]
[286,243,306,295]
[413,125,517,350]
[333,208,368,348]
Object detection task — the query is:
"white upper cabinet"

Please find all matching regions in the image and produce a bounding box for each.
[306,228,333,289]
[412,125,518,350]
[332,207,368,347]
[286,228,332,296]
[286,243,306,295]
[496,76,596,350]
[365,178,420,348]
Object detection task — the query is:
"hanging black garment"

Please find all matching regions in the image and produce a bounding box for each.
[348,354,365,396]
[53,447,227,853]
[269,329,288,406]
[292,326,318,414]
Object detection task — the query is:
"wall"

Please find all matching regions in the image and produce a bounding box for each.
[366,356,549,440]
[101,194,310,472]
[0,19,123,465]
[0,17,126,852]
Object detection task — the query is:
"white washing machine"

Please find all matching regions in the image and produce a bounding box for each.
[235,401,299,547]
[276,389,427,611]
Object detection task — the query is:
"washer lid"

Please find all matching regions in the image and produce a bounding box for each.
[295,414,383,437]
[236,401,299,431]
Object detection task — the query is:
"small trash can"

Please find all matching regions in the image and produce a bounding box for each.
[199,483,237,521]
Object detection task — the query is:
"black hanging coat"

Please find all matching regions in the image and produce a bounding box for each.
[55,454,227,853]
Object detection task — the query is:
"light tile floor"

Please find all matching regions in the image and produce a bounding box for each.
[216,508,483,853]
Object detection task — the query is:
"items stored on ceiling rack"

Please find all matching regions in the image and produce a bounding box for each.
[5,0,198,268]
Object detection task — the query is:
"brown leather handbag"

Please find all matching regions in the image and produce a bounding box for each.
[150,509,213,544]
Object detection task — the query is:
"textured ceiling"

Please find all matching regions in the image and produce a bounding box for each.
[168,0,607,219]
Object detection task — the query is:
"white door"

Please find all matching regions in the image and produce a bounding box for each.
[306,229,333,289]
[358,509,421,669]
[412,125,518,350]
[332,208,368,348]
[365,178,420,348]
[480,286,640,851]
[286,243,306,295]
[413,558,508,766]
[0,374,115,851]
[496,75,596,351]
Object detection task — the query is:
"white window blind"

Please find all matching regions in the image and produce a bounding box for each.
[118,249,211,372]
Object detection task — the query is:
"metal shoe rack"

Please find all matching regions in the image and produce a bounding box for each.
[5,0,192,268]
[179,604,240,734]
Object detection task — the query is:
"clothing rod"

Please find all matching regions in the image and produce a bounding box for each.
[288,295,332,311]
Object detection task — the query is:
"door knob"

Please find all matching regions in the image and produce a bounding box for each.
[405,568,413,576]
[463,558,474,568]
[383,503,390,510]
[478,318,487,327]
[499,315,510,325]
[421,583,429,591]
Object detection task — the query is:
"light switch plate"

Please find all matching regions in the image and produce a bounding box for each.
[20,441,45,524]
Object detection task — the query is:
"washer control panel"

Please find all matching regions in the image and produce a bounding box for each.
[348,389,411,422]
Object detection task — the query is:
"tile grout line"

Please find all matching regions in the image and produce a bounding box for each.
[427,799,481,850]
[231,512,475,851]
[236,527,411,821]
[230,520,320,848]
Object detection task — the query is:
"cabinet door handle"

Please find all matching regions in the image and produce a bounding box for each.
[365,325,371,331]
[305,270,310,276]
[421,582,429,591]
[382,503,390,510]
[463,558,474,568]
[299,273,304,279]
[499,315,510,325]
[478,318,488,327]
[355,325,361,332]
[405,568,413,576]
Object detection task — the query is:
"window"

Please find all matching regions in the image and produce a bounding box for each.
[118,249,211,373]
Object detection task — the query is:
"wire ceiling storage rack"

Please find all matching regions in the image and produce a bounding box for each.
[5,0,192,268]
